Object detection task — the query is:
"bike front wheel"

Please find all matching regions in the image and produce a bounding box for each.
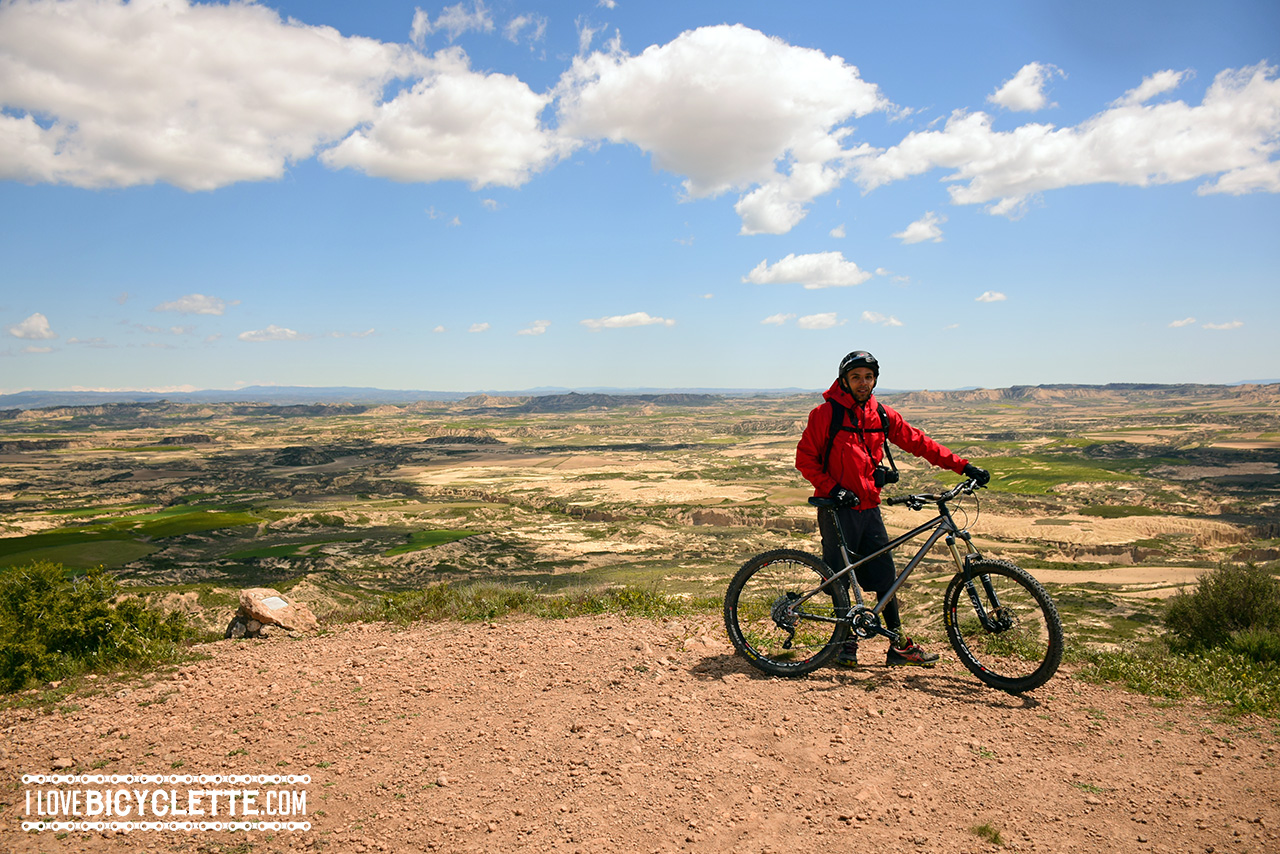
[944,559,1063,693]
[724,549,850,677]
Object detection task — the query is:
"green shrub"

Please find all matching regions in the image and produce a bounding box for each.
[1164,563,1280,653]
[0,562,193,692]
[1229,627,1280,664]
[1082,644,1280,717]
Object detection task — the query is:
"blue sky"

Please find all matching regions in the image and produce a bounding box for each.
[1,0,1277,394]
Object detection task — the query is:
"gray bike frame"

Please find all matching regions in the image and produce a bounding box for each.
[795,499,977,630]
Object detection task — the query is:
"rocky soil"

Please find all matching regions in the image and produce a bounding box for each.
[2,614,1278,854]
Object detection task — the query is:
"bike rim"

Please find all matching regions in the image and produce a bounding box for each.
[947,568,1059,689]
[733,556,843,667]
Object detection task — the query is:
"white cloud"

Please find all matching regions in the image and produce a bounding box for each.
[988,62,1063,112]
[322,47,573,188]
[238,324,306,342]
[7,312,57,339]
[761,313,796,326]
[797,312,845,330]
[860,311,902,327]
[411,2,495,46]
[1113,69,1191,107]
[557,24,888,234]
[0,0,415,190]
[518,320,551,336]
[976,291,1007,303]
[504,14,547,45]
[1203,320,1244,330]
[469,322,491,333]
[1168,316,1196,328]
[744,252,873,289]
[153,293,238,316]
[858,62,1280,214]
[830,224,846,238]
[576,20,608,56]
[433,325,447,333]
[580,312,676,330]
[892,211,946,244]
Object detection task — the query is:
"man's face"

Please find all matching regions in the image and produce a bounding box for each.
[844,367,876,402]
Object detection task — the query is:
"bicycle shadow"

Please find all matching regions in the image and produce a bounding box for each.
[689,652,1043,711]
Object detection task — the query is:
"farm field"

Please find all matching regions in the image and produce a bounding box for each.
[1,384,1278,643]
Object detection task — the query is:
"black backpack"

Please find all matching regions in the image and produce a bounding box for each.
[819,399,898,481]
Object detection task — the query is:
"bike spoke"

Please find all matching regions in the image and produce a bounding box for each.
[945,560,1063,693]
[725,550,848,676]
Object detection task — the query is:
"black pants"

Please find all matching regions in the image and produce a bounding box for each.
[818,505,902,633]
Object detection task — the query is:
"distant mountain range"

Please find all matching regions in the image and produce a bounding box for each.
[0,381,1276,411]
[0,385,813,410]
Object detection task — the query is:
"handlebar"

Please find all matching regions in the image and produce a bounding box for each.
[885,478,985,511]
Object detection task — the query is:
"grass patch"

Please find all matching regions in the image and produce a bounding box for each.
[1081,644,1280,717]
[223,538,362,560]
[328,581,718,626]
[42,503,153,518]
[981,455,1141,495]
[970,823,1004,846]
[0,506,261,567]
[383,529,479,557]
[1,540,160,570]
[1078,504,1166,518]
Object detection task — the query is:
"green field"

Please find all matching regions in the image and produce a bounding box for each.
[0,506,261,568]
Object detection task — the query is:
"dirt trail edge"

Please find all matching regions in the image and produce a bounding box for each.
[3,615,1277,853]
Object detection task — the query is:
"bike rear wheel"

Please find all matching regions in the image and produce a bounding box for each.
[724,549,850,677]
[944,559,1063,693]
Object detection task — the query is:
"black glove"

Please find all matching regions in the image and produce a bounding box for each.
[830,487,860,507]
[963,463,991,486]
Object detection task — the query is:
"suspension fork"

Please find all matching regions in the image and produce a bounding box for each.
[947,519,1009,633]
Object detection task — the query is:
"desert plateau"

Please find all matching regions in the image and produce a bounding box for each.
[2,383,1278,853]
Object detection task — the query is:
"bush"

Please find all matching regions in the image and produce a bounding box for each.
[1229,627,1280,664]
[1164,563,1280,654]
[0,562,193,692]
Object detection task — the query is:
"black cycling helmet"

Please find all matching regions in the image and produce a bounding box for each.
[839,350,880,378]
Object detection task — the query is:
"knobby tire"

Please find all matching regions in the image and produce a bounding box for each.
[944,559,1063,693]
[724,549,850,677]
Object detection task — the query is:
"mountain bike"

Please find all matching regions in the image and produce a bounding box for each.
[723,478,1063,693]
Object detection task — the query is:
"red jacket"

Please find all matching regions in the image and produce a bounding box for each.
[795,381,969,509]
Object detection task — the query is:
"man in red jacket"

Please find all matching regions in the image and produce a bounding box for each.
[795,350,989,667]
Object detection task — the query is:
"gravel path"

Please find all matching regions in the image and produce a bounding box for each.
[3,615,1277,853]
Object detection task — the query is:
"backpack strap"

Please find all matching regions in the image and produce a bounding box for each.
[821,399,898,475]
[820,400,845,472]
[878,403,898,477]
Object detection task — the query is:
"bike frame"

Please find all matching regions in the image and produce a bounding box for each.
[794,490,983,640]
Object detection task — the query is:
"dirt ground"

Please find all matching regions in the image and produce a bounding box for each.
[2,614,1278,854]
